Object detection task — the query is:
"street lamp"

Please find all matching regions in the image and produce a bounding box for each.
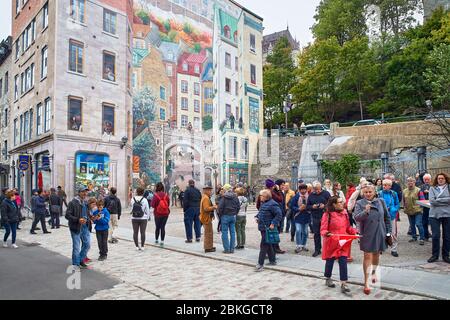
[417,147,427,174]
[381,152,389,176]
[311,153,322,182]
[283,94,294,133]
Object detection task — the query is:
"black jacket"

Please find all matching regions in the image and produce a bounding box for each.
[306,191,331,219]
[183,186,202,211]
[104,195,122,218]
[218,191,240,217]
[65,197,86,234]
[1,199,20,224]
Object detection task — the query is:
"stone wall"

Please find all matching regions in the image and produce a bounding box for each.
[332,121,438,138]
[250,136,305,188]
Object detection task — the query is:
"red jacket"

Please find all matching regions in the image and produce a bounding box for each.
[151,192,170,217]
[320,210,357,260]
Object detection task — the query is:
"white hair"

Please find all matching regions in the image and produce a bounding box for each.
[312,181,322,188]
[423,174,432,181]
[360,177,367,184]
[382,179,392,186]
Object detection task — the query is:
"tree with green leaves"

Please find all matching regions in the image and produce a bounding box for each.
[313,0,367,46]
[202,115,213,131]
[133,86,157,138]
[263,37,296,128]
[321,154,362,191]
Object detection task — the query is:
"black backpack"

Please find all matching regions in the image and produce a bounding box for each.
[132,197,145,218]
[107,197,118,215]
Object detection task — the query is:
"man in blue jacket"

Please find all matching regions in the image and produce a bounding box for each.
[30,189,51,234]
[306,181,330,257]
[378,179,400,257]
[255,190,282,271]
[183,180,202,243]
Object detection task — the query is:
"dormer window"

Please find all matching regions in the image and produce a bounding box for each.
[183,62,188,72]
[194,64,200,74]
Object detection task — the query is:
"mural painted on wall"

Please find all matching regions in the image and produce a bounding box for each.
[75,152,110,197]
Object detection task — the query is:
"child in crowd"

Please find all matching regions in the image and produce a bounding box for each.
[91,199,110,261]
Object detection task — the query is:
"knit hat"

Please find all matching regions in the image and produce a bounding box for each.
[275,179,286,186]
[223,184,232,191]
[265,179,275,189]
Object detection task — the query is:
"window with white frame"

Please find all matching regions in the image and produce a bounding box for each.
[36,103,42,135]
[194,64,200,74]
[42,2,49,29]
[181,115,188,128]
[181,80,188,93]
[103,9,117,35]
[70,0,86,23]
[14,119,18,146]
[194,82,200,95]
[241,138,249,160]
[194,117,200,130]
[250,64,256,85]
[41,46,48,78]
[181,97,188,110]
[44,98,51,132]
[23,111,29,142]
[194,100,200,113]
[225,52,231,68]
[15,41,19,60]
[103,51,116,81]
[250,34,256,53]
[229,136,237,159]
[226,104,231,118]
[29,108,33,141]
[182,62,188,72]
[69,40,84,73]
[160,108,166,121]
[235,56,239,71]
[19,115,23,143]
[160,86,166,101]
[235,81,239,96]
[14,75,18,100]
[166,64,173,76]
[225,78,231,93]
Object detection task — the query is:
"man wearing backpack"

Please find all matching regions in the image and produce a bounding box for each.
[104,187,122,244]
[183,180,202,243]
[151,182,171,247]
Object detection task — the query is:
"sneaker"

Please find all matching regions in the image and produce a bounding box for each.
[326,278,336,288]
[185,239,193,243]
[11,244,18,249]
[2,241,8,248]
[391,251,399,257]
[427,256,438,263]
[341,284,351,294]
[79,262,88,269]
[155,240,159,244]
[160,242,164,247]
[312,251,321,257]
[255,265,264,272]
[419,240,425,246]
[268,261,277,266]
[409,239,417,243]
[140,246,145,252]
[295,247,303,254]
[136,247,141,251]
[30,231,37,235]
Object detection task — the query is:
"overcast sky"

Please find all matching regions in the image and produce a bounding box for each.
[0,0,320,46]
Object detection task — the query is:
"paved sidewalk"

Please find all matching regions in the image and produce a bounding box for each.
[110,223,450,300]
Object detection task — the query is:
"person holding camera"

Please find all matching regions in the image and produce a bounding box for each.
[354,184,392,295]
[65,187,91,269]
[306,181,331,257]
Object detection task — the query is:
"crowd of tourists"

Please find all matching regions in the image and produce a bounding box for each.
[1,171,449,296]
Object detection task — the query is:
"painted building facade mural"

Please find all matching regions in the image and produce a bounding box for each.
[131,0,264,188]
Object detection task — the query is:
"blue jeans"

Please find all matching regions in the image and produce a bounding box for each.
[221,215,236,252]
[70,225,91,266]
[325,257,348,281]
[3,222,18,244]
[295,223,309,247]
[184,207,201,241]
[408,214,424,241]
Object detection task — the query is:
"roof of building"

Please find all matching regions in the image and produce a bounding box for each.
[229,0,263,21]
[217,8,239,42]
[159,41,183,63]
[133,48,150,67]
[177,51,207,76]
[0,36,12,65]
[263,28,300,53]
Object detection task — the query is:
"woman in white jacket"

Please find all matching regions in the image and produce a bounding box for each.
[131,187,151,251]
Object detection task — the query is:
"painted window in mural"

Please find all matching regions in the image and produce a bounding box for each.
[160,108,166,121]
[225,52,231,68]
[75,152,110,195]
[160,86,166,100]
[226,104,231,118]
[225,78,231,93]
[181,80,188,93]
[103,9,117,35]
[194,100,200,113]
[103,51,116,82]
[69,40,83,74]
[250,34,256,53]
[250,64,256,85]
[70,0,85,24]
[194,117,200,130]
[241,138,249,160]
[181,97,188,110]
[229,136,237,159]
[249,97,259,133]
[194,83,200,96]
[181,115,188,128]
[68,97,82,131]
[204,103,213,114]
[102,104,115,136]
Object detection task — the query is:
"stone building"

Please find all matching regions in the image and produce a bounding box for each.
[9,0,133,205]
[0,37,12,189]
[262,27,300,65]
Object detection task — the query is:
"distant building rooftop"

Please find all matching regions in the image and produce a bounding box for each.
[263,28,300,55]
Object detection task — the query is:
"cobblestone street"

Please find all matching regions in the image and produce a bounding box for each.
[6,219,432,300]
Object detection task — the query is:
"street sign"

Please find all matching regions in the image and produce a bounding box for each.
[42,156,50,169]
[18,155,31,171]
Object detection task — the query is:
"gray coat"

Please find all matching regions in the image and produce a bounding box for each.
[429,185,450,219]
[354,198,392,253]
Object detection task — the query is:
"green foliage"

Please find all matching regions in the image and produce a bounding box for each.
[136,10,150,25]
[202,115,213,131]
[133,131,161,186]
[183,22,193,34]
[263,37,296,128]
[133,87,156,137]
[425,43,450,109]
[192,43,202,53]
[321,154,362,190]
[163,19,171,33]
[313,0,367,46]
